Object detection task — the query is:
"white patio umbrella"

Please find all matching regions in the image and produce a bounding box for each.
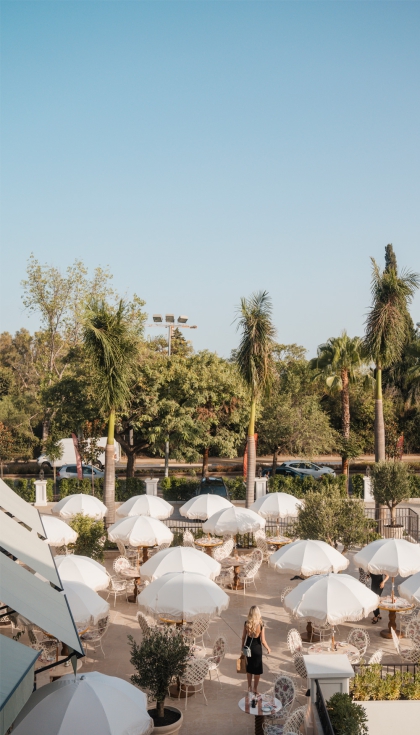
[354,538,420,601]
[180,493,233,520]
[52,494,107,520]
[41,514,78,547]
[137,571,229,622]
[202,506,265,536]
[269,539,349,576]
[108,515,173,563]
[62,580,110,626]
[12,672,153,735]
[140,546,221,582]
[251,492,303,519]
[284,573,379,645]
[117,495,174,520]
[399,572,420,605]
[55,555,109,592]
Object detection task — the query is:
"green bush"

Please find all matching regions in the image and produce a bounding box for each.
[58,476,145,502]
[225,477,246,500]
[350,474,364,498]
[160,477,198,501]
[409,474,420,498]
[67,514,106,561]
[327,692,368,735]
[350,662,420,701]
[268,473,346,498]
[3,478,53,502]
[116,477,145,502]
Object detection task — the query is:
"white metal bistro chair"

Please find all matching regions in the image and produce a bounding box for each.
[238,558,261,595]
[255,535,273,563]
[178,659,209,709]
[281,586,294,603]
[148,541,171,557]
[264,675,296,727]
[347,628,370,660]
[113,556,135,577]
[311,623,332,642]
[182,614,211,647]
[205,637,226,684]
[81,616,109,657]
[212,538,234,561]
[287,628,303,656]
[137,611,161,638]
[215,565,234,588]
[106,575,129,606]
[183,530,195,547]
[263,705,306,735]
[367,649,383,665]
[391,626,420,663]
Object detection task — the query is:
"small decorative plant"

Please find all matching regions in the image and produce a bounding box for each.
[327,692,368,735]
[129,628,191,722]
[67,513,105,561]
[371,461,411,526]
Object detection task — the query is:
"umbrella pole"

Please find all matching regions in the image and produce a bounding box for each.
[331,628,336,650]
[391,576,395,604]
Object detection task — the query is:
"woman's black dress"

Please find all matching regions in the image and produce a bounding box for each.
[370,573,384,617]
[244,625,263,675]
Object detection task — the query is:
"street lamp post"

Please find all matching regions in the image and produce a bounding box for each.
[148,314,198,477]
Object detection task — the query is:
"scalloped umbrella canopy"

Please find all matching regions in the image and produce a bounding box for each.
[180,494,233,520]
[62,580,110,626]
[52,494,107,520]
[251,492,303,519]
[12,672,153,735]
[399,572,420,604]
[137,571,229,621]
[284,573,379,626]
[55,555,109,592]
[202,506,265,535]
[117,495,174,520]
[354,539,420,577]
[41,515,78,546]
[269,539,349,576]
[108,515,173,547]
[140,546,221,582]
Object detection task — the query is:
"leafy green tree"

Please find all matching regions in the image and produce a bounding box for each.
[310,332,371,475]
[44,435,64,495]
[0,422,14,477]
[67,514,106,561]
[371,461,412,526]
[83,300,141,523]
[327,693,368,735]
[364,247,419,461]
[235,291,276,507]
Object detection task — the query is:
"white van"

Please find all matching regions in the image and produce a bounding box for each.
[37,437,121,470]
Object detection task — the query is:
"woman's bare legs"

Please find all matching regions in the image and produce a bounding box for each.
[247,673,252,691]
[254,675,260,694]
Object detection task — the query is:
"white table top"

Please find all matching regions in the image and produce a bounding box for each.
[239,695,282,716]
[308,641,359,663]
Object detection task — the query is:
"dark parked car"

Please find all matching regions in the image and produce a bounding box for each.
[196,477,230,500]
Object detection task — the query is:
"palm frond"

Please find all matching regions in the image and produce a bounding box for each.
[234,291,277,396]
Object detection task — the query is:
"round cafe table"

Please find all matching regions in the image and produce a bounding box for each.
[119,566,142,603]
[266,536,291,549]
[308,641,360,664]
[221,555,248,590]
[239,694,282,735]
[379,595,415,639]
[194,537,223,557]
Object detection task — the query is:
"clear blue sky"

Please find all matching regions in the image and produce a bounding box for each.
[1,1,419,357]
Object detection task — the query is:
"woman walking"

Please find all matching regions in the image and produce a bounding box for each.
[371,572,389,624]
[241,605,271,695]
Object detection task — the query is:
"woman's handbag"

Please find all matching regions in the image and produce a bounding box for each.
[236,654,247,674]
[243,635,254,657]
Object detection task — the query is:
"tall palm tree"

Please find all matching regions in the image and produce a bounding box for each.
[310,332,369,475]
[364,257,419,461]
[83,300,138,524]
[235,291,276,507]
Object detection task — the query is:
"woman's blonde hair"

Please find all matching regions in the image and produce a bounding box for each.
[246,606,263,636]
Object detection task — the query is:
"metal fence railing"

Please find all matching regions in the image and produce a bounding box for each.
[353,662,419,677]
[364,507,419,543]
[314,679,335,735]
[162,519,295,548]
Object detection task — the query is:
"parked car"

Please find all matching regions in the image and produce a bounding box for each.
[262,461,336,479]
[57,464,105,480]
[196,476,230,499]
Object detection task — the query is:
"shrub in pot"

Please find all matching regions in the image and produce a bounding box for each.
[371,460,412,529]
[327,692,368,735]
[129,628,191,733]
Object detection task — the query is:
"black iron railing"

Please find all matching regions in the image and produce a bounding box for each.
[162,519,294,548]
[314,679,335,735]
[364,507,419,543]
[353,662,419,677]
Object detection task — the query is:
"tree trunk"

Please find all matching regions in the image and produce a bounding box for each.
[272,448,278,476]
[341,456,349,476]
[42,418,50,446]
[126,451,135,478]
[202,447,209,478]
[157,700,165,719]
[104,409,116,526]
[374,367,385,462]
[245,398,257,508]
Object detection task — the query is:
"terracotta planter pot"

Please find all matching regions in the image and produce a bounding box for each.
[384,524,404,539]
[149,706,183,735]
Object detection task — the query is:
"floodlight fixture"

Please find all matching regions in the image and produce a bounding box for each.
[177,315,188,324]
[165,314,175,323]
[153,314,163,323]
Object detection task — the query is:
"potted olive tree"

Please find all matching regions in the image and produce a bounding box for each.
[129,628,190,735]
[371,461,411,538]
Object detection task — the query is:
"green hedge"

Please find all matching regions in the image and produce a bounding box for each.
[268,473,347,498]
[3,478,54,503]
[58,477,145,501]
[350,474,364,498]
[224,477,246,500]
[160,477,198,502]
[409,474,420,498]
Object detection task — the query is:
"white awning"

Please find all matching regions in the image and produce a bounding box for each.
[0,636,39,735]
[0,479,45,536]
[0,511,62,588]
[0,553,84,656]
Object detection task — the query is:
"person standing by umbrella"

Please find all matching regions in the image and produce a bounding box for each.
[240,606,271,696]
[371,573,389,624]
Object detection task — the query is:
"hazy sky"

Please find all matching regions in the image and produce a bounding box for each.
[2,1,419,358]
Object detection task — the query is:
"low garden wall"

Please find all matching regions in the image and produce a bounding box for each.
[358,700,420,735]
